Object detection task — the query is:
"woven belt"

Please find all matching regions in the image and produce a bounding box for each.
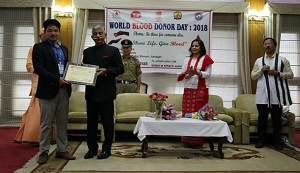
[116,80,136,84]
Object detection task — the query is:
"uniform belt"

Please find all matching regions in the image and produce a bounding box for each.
[117,80,136,84]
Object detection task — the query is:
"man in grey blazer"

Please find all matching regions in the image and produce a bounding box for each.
[32,19,75,164]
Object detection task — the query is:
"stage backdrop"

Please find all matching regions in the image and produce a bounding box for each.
[106,7,212,73]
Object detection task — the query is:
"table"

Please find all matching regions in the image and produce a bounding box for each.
[133,117,233,159]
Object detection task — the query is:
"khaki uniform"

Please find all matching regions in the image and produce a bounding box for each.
[116,55,142,94]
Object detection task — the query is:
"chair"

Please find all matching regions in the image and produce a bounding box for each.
[140,82,148,94]
[232,94,295,144]
[67,92,103,133]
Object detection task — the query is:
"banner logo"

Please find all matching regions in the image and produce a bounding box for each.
[194,13,203,21]
[155,10,162,22]
[112,10,120,18]
[173,11,182,20]
[131,11,141,18]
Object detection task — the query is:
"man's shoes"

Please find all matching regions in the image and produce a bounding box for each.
[37,152,48,164]
[97,151,111,159]
[84,150,98,159]
[55,152,76,160]
[255,142,265,148]
[274,144,283,150]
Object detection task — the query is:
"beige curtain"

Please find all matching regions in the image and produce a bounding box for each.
[71,8,89,91]
[273,14,282,52]
[238,12,252,94]
[32,7,51,43]
[72,8,89,64]
[264,3,273,38]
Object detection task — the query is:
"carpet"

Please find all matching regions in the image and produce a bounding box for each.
[16,140,300,173]
[0,127,39,173]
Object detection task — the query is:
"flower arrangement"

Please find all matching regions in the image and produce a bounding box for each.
[149,92,168,110]
[162,103,180,120]
[185,103,218,121]
[198,104,218,120]
[149,93,168,120]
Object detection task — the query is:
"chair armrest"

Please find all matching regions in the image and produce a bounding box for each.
[286,112,295,128]
[227,108,250,127]
[224,108,242,126]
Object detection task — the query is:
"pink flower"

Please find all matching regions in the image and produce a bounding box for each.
[162,103,179,120]
[198,104,218,120]
[150,93,179,120]
[149,93,168,102]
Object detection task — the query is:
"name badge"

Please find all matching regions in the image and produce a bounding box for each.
[58,62,64,76]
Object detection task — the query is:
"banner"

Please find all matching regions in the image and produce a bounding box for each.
[106,8,212,73]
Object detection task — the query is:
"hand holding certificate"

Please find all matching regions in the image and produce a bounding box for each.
[63,63,99,86]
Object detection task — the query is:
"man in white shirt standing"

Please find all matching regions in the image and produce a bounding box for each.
[251,37,293,150]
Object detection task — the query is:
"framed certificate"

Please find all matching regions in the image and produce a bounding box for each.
[63,62,99,86]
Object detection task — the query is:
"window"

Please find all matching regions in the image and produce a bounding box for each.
[0,8,34,125]
[210,14,241,107]
[279,14,300,127]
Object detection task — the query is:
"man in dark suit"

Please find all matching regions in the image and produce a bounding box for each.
[82,24,124,159]
[32,19,76,164]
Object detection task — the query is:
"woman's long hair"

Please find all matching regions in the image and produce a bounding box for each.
[189,39,206,57]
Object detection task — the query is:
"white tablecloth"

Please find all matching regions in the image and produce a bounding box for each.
[133,117,233,142]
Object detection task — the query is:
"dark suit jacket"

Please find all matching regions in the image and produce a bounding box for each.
[83,43,124,102]
[32,40,72,99]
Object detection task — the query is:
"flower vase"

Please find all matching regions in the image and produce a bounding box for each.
[155,106,163,120]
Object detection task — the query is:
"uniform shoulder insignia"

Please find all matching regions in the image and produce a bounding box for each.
[131,55,138,61]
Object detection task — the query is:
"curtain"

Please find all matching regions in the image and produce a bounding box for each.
[238,12,252,94]
[72,8,89,64]
[32,7,51,43]
[71,8,89,91]
[273,14,282,52]
[264,3,273,38]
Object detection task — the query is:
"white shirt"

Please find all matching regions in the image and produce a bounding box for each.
[251,53,293,105]
[181,56,212,89]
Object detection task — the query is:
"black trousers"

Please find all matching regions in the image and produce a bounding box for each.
[256,104,282,144]
[86,100,114,152]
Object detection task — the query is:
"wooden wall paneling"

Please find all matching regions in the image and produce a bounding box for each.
[249,21,265,93]
[55,0,73,61]
[246,0,266,93]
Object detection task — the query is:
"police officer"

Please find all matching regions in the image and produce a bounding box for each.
[116,39,142,94]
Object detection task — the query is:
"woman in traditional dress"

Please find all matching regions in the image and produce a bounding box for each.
[14,29,55,145]
[177,37,214,147]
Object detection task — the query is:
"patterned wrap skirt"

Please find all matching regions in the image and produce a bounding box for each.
[181,87,208,147]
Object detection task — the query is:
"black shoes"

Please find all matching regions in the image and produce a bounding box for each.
[274,144,283,150]
[37,152,48,164]
[84,150,111,159]
[97,151,111,159]
[255,142,265,148]
[84,150,98,159]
